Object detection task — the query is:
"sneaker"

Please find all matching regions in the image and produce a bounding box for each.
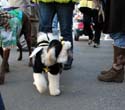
[63,48,73,70]
[63,64,72,70]
[63,57,73,70]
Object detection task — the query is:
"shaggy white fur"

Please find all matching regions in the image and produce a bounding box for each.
[44,47,56,66]
[37,32,49,44]
[48,72,60,96]
[31,32,71,96]
[45,41,71,66]
[57,41,71,63]
[33,73,47,93]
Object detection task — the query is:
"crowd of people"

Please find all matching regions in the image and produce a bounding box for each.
[0,0,125,107]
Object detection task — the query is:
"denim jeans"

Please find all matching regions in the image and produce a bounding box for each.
[52,14,59,39]
[38,2,75,50]
[110,33,125,48]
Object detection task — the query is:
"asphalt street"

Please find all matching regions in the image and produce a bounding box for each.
[1,36,125,110]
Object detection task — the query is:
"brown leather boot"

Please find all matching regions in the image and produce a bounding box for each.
[101,46,124,75]
[98,67,124,82]
[98,46,125,82]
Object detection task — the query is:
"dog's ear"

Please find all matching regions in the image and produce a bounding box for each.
[48,40,62,57]
[57,41,71,63]
[29,47,43,58]
[44,40,62,66]
[62,41,71,50]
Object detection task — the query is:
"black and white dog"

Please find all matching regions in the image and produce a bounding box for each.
[30,32,71,96]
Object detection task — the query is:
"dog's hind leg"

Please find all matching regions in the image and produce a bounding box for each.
[33,73,47,93]
[48,72,61,96]
[17,41,22,61]
[0,48,10,85]
[0,47,3,58]
[0,48,5,84]
[1,48,10,73]
[0,69,5,85]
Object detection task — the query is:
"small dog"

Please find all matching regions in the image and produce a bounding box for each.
[0,12,32,66]
[30,32,71,96]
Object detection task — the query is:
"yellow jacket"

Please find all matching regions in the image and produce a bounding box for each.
[32,0,79,3]
[79,0,93,8]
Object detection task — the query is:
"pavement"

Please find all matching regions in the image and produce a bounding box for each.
[1,35,125,110]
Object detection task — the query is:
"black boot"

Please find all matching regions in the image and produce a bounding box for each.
[63,50,73,70]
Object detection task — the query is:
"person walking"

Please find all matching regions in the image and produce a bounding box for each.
[92,0,103,48]
[97,0,125,82]
[78,0,94,45]
[32,0,78,70]
[78,0,102,47]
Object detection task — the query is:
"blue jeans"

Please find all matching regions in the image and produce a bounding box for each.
[38,2,75,50]
[110,33,125,48]
[52,14,59,38]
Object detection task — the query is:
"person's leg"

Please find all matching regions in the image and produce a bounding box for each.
[0,48,10,85]
[52,14,59,39]
[87,25,94,45]
[93,9,102,48]
[98,33,125,82]
[38,2,55,32]
[57,3,75,70]
[93,25,101,47]
[83,14,93,45]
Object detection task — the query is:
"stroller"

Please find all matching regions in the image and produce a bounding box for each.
[73,12,84,41]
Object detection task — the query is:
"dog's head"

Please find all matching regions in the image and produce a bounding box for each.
[44,39,71,66]
[30,32,71,66]
[30,32,51,58]
[37,32,50,45]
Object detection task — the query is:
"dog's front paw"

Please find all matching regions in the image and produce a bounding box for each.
[33,81,47,94]
[48,73,61,96]
[33,73,47,93]
[49,88,61,96]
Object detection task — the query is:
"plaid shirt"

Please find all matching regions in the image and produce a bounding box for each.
[0,10,13,29]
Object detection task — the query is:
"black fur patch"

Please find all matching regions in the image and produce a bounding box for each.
[48,40,62,58]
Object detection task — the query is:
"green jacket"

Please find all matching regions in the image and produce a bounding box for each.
[32,0,78,3]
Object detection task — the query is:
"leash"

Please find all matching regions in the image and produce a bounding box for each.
[3,3,37,11]
[36,41,49,47]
